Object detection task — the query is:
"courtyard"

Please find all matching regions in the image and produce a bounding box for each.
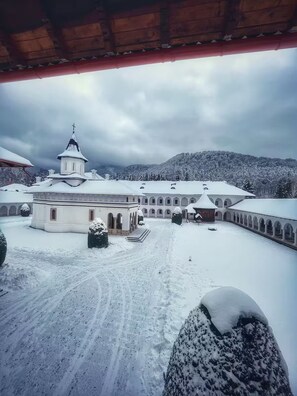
[0,218,297,395]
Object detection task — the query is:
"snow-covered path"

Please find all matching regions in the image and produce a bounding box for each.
[0,220,175,395]
[1,218,297,395]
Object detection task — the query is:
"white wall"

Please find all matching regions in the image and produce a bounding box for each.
[31,201,138,233]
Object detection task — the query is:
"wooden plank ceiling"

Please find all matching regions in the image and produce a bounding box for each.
[0,0,297,82]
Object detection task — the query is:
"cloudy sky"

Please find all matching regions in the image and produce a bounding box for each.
[0,48,297,170]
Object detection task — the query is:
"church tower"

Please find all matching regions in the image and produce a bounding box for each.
[57,124,88,176]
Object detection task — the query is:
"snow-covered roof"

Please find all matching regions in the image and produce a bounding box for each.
[32,179,142,196]
[0,183,29,192]
[193,191,217,209]
[230,198,297,221]
[201,287,267,335]
[122,180,254,197]
[57,149,88,162]
[57,132,88,162]
[85,172,105,180]
[185,203,196,214]
[48,173,87,180]
[0,191,33,204]
[0,146,33,168]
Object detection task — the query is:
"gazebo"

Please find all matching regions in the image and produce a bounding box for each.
[186,191,217,222]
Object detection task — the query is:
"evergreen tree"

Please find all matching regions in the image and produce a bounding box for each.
[242,180,255,194]
[275,179,292,198]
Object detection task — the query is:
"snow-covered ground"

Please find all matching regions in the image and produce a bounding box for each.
[0,217,297,395]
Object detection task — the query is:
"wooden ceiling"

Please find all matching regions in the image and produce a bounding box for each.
[0,0,297,83]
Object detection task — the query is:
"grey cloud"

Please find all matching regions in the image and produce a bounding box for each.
[0,48,296,171]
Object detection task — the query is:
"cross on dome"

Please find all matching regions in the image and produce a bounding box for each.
[57,125,88,162]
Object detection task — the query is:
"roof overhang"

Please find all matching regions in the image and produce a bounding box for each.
[0,146,33,168]
[1,0,297,84]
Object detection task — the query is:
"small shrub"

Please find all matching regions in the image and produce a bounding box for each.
[172,207,182,225]
[137,209,144,224]
[20,203,30,217]
[0,230,7,266]
[88,218,108,249]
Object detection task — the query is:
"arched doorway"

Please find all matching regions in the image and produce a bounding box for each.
[107,213,114,229]
[253,216,258,230]
[266,219,273,235]
[224,211,231,221]
[9,205,16,216]
[284,223,294,243]
[259,218,265,232]
[0,206,8,216]
[274,221,282,238]
[216,211,223,220]
[116,213,122,230]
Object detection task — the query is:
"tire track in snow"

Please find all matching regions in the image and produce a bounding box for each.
[53,273,111,395]
[99,269,132,396]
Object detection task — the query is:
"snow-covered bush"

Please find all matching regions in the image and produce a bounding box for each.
[163,287,292,396]
[139,221,145,226]
[0,230,7,266]
[88,218,108,249]
[137,209,144,224]
[172,207,182,225]
[20,203,30,217]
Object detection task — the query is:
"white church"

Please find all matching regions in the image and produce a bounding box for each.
[30,132,140,235]
[30,129,254,234]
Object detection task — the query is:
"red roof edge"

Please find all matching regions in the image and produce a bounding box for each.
[1,33,297,84]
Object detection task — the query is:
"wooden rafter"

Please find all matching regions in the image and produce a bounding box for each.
[222,0,241,39]
[288,1,297,31]
[95,4,115,55]
[160,1,171,48]
[39,1,71,60]
[0,29,24,66]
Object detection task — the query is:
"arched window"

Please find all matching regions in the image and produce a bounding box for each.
[190,197,195,204]
[165,197,171,205]
[89,209,95,221]
[174,197,179,206]
[253,216,258,230]
[149,197,156,205]
[224,198,232,207]
[158,197,163,205]
[181,197,188,206]
[215,198,223,208]
[259,218,265,232]
[50,208,57,221]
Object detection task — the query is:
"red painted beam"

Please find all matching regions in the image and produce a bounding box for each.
[1,32,297,83]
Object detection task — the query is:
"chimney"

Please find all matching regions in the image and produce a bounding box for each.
[91,169,97,179]
[35,176,41,183]
[105,173,110,180]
